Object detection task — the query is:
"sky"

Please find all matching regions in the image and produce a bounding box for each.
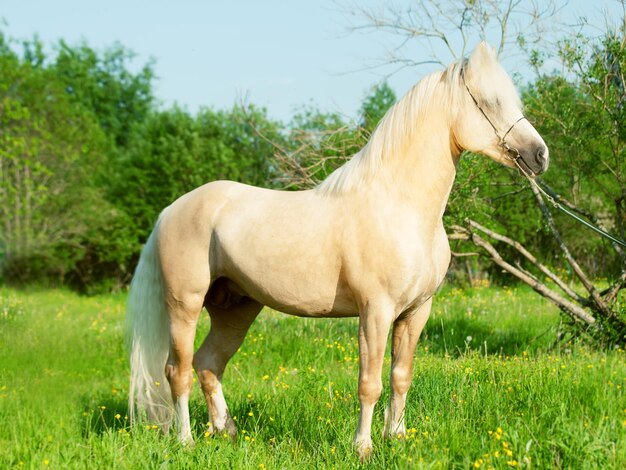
[1,0,622,122]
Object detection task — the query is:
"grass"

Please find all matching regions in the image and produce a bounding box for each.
[0,284,625,469]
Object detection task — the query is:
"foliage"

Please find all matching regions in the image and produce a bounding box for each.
[275,82,395,189]
[0,33,124,287]
[52,40,155,148]
[111,104,284,243]
[0,31,283,291]
[1,16,625,304]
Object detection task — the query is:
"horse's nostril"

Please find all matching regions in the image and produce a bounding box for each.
[535,145,546,163]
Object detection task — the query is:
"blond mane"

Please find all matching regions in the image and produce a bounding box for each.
[316,60,467,196]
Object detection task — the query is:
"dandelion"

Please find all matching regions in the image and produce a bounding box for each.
[99,405,106,410]
[248,411,254,417]
[507,460,518,467]
[204,431,210,438]
[44,460,49,466]
[115,413,121,420]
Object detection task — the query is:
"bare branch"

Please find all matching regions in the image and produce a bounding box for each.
[341,0,565,82]
[467,219,587,304]
[530,184,613,317]
[468,231,597,326]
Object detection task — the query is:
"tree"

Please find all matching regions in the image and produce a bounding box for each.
[274,83,396,189]
[360,81,396,132]
[0,33,123,286]
[271,1,626,345]
[52,40,155,148]
[111,104,284,243]
[450,26,626,345]
[343,0,562,71]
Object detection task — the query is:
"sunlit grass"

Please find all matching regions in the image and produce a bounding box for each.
[1,285,624,468]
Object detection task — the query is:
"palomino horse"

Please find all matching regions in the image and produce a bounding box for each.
[127,42,548,459]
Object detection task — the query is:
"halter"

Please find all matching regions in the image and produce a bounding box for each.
[460,65,527,168]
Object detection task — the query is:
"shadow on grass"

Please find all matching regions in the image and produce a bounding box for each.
[422,314,558,357]
[80,394,130,437]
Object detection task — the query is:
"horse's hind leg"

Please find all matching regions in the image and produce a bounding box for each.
[193,295,262,438]
[383,297,432,438]
[164,292,205,445]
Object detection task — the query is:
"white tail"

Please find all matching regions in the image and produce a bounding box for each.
[126,222,173,428]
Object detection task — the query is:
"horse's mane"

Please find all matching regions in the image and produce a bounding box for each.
[316,60,468,196]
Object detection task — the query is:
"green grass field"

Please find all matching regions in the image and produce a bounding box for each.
[1,285,625,469]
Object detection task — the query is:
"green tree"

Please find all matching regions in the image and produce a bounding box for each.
[276,83,396,189]
[52,40,155,148]
[359,81,396,132]
[0,33,125,287]
[112,104,283,243]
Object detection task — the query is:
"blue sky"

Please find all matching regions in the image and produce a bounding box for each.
[1,0,621,122]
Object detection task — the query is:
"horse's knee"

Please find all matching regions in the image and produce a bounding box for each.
[391,367,412,396]
[359,376,383,405]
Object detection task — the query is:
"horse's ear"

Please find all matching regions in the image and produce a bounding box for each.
[467,42,497,74]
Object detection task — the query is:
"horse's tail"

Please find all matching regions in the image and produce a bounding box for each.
[126,219,173,429]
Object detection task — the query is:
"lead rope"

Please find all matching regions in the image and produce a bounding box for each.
[510,156,626,249]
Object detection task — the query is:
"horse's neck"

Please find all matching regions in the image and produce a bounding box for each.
[316,78,460,223]
[368,89,459,221]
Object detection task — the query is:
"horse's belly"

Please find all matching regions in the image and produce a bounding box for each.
[225,267,359,318]
[218,237,358,317]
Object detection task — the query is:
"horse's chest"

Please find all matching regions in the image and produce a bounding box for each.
[349,224,450,308]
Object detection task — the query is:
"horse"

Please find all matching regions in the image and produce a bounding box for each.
[126,42,549,459]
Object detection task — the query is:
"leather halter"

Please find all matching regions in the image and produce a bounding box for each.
[460,66,527,165]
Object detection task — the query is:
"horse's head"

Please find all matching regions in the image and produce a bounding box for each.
[454,42,549,177]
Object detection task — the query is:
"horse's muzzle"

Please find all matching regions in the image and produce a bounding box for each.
[517,143,549,176]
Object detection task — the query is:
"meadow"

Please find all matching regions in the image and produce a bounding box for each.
[1,285,625,469]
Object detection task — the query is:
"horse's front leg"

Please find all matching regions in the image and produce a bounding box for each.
[353,301,394,461]
[384,297,432,438]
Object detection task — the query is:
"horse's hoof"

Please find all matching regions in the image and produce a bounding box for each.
[355,439,373,462]
[383,427,407,440]
[180,436,196,448]
[210,417,238,441]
